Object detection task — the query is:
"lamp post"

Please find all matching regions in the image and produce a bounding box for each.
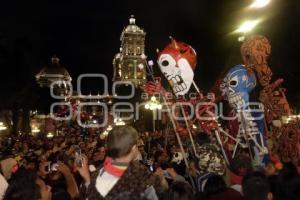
[0,122,7,131]
[145,96,162,131]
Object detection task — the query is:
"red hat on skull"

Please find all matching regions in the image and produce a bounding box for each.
[158,37,197,70]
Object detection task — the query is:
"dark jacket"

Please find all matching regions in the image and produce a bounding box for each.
[79,161,161,200]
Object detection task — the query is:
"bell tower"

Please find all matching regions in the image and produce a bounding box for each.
[113,15,147,88]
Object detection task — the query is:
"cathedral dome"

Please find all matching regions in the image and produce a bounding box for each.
[36,56,72,87]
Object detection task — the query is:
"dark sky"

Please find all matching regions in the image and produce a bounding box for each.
[0,0,299,111]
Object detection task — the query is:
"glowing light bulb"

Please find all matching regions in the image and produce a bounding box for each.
[235,20,259,33]
[151,96,156,101]
[149,104,155,110]
[157,104,162,110]
[250,0,271,8]
[145,104,150,109]
[47,132,54,138]
[107,125,113,131]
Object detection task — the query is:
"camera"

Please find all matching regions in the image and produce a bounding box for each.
[45,162,58,172]
[149,165,154,172]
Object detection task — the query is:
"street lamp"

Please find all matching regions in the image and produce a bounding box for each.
[235,20,259,33]
[107,125,113,131]
[31,126,40,135]
[145,96,162,110]
[114,118,125,126]
[99,125,113,139]
[145,96,162,131]
[145,104,150,109]
[151,96,156,101]
[250,0,271,9]
[46,132,54,138]
[0,122,7,131]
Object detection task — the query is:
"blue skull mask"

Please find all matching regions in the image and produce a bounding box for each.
[220,64,256,109]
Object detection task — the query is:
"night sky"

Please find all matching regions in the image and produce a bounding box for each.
[0,0,299,111]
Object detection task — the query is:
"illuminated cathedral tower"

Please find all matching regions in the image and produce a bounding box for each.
[113,15,147,87]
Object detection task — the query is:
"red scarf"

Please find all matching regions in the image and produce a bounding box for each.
[230,171,243,185]
[103,157,128,177]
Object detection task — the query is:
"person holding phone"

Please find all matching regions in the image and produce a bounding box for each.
[38,160,79,200]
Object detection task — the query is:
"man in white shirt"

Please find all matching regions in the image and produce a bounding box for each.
[78,125,160,200]
[0,173,8,200]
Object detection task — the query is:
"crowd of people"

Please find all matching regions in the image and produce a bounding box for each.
[0,125,299,200]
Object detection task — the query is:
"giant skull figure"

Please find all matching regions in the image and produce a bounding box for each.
[220,64,256,109]
[221,64,269,166]
[157,38,197,96]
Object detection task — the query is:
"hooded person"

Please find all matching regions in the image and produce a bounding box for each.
[78,126,161,200]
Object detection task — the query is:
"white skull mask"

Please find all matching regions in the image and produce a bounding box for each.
[171,152,183,164]
[158,54,194,96]
[157,39,197,97]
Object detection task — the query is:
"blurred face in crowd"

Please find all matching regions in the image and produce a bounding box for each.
[86,150,93,160]
[157,144,163,150]
[151,147,157,156]
[48,170,62,181]
[37,139,43,146]
[170,145,176,155]
[76,136,82,142]
[93,147,106,161]
[79,142,85,150]
[14,142,21,150]
[47,141,54,150]
[39,154,48,163]
[88,137,94,143]
[75,131,81,136]
[23,160,37,170]
[158,151,169,163]
[22,142,29,151]
[57,137,64,144]
[265,163,277,176]
[36,178,52,200]
[157,131,162,137]
[53,138,58,143]
[138,145,145,153]
[70,138,76,143]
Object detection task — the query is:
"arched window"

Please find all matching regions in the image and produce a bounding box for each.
[136,47,141,55]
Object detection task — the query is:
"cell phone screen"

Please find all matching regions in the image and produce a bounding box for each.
[76,156,83,167]
[149,165,154,172]
[51,163,59,171]
[163,170,172,179]
[74,146,83,167]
